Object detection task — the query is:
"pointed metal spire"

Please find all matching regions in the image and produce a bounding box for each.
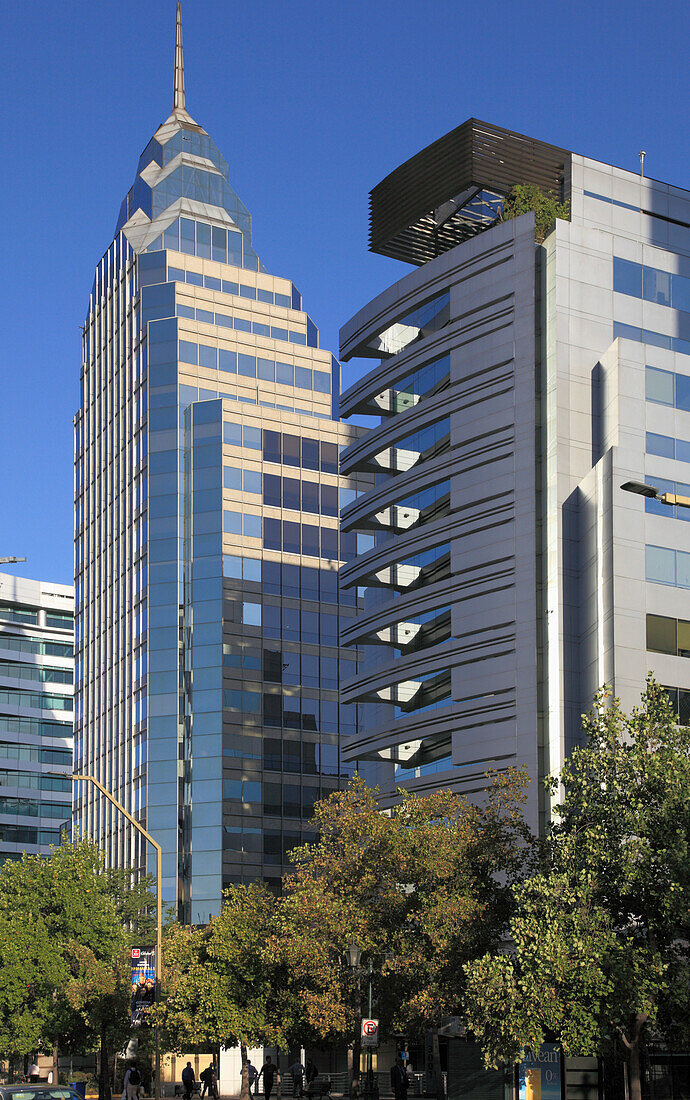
[173,1,185,113]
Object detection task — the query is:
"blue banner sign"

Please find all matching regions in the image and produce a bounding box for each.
[130,946,156,1026]
[518,1044,562,1100]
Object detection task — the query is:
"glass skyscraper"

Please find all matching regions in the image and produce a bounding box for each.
[74,5,372,922]
[0,572,73,862]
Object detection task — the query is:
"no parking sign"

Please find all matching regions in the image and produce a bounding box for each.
[362,1019,379,1047]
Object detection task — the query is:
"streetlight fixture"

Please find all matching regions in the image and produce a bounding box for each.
[0,556,27,565]
[621,481,690,509]
[345,942,362,969]
[72,773,163,1100]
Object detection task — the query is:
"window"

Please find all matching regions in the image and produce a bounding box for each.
[646,545,690,587]
[647,614,677,654]
[646,432,675,459]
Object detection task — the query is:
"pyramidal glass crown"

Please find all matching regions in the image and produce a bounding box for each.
[114,2,263,273]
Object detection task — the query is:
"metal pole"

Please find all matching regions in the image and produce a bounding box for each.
[367,962,373,1100]
[72,774,163,1100]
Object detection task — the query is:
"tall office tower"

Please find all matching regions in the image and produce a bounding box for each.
[74,6,370,922]
[339,118,690,831]
[0,572,73,862]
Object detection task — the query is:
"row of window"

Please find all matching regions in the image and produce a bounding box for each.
[222,556,353,606]
[179,341,328,390]
[647,613,690,657]
[262,430,339,472]
[0,742,71,766]
[0,606,73,628]
[0,770,71,792]
[0,824,61,846]
[0,635,73,659]
[614,256,690,312]
[223,692,342,727]
[646,544,690,588]
[645,478,690,521]
[0,797,70,820]
[222,779,340,821]
[0,661,73,686]
[179,384,330,423]
[0,716,71,741]
[646,365,690,410]
[223,642,347,683]
[178,304,319,351]
[262,604,340,647]
[218,425,341,474]
[264,519,354,561]
[0,688,72,713]
[646,431,690,463]
[263,475,338,516]
[616,322,690,360]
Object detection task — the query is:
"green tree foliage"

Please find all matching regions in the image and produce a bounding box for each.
[277,772,534,1049]
[0,841,154,1100]
[500,184,570,243]
[464,679,690,1100]
[157,883,293,1100]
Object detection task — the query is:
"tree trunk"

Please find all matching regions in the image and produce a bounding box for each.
[99,1023,112,1100]
[52,1044,59,1087]
[628,1040,642,1100]
[240,1045,250,1100]
[621,1012,647,1100]
[431,1031,444,1100]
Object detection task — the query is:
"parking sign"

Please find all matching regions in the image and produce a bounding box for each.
[362,1019,379,1047]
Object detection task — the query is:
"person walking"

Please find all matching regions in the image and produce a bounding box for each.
[182,1062,196,1100]
[201,1065,217,1099]
[124,1063,141,1100]
[28,1062,40,1084]
[288,1060,305,1099]
[305,1061,317,1089]
[247,1061,258,1095]
[257,1057,276,1100]
[391,1058,408,1100]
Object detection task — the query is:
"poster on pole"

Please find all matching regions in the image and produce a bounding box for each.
[361,1019,379,1047]
[518,1044,562,1100]
[130,946,156,1026]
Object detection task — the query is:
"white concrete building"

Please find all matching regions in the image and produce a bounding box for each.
[339,119,690,832]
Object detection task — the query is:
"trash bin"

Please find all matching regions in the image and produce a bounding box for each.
[70,1082,87,1100]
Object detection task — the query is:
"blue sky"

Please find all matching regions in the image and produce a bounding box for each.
[2,0,689,585]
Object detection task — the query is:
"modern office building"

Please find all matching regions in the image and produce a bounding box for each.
[74,5,373,922]
[339,118,690,831]
[0,572,73,862]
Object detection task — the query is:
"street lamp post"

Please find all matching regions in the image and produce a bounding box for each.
[72,773,162,1100]
[345,945,378,1100]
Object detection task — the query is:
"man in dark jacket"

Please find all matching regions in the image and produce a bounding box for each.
[182,1062,196,1100]
[391,1058,408,1100]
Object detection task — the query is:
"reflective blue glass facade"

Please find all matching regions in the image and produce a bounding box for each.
[75,42,373,920]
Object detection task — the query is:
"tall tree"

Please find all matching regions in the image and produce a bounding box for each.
[464,678,690,1100]
[157,883,293,1100]
[276,772,534,1059]
[0,841,155,1098]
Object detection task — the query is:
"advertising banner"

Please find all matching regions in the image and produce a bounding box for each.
[518,1044,562,1100]
[130,946,156,1026]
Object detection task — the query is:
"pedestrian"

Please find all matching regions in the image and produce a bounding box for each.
[257,1057,276,1100]
[247,1061,258,1095]
[200,1065,214,1098]
[390,1058,408,1100]
[210,1066,218,1100]
[182,1061,196,1100]
[305,1061,317,1088]
[28,1062,40,1084]
[349,1073,360,1100]
[288,1060,304,1099]
[124,1062,141,1100]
